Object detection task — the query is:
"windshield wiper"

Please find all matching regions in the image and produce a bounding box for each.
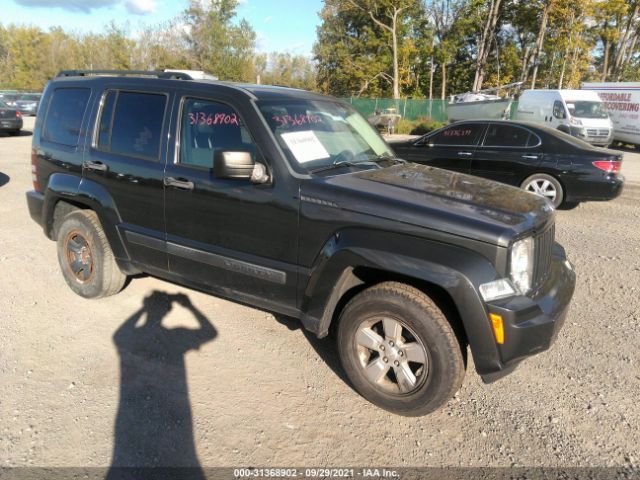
[309,160,382,173]
[370,154,406,165]
[310,161,368,174]
[309,155,404,175]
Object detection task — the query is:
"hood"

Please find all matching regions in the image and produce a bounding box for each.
[303,163,555,247]
[574,117,612,129]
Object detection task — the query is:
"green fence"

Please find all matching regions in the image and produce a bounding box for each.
[341,98,448,122]
[341,98,520,122]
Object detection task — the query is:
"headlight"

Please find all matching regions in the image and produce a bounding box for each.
[510,237,534,294]
[570,117,582,126]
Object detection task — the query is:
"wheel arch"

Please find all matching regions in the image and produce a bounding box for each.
[43,173,133,269]
[299,233,504,377]
[326,267,468,355]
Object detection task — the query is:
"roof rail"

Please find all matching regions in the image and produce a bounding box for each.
[56,70,193,80]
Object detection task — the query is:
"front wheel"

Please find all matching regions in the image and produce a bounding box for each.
[521,173,564,208]
[337,282,465,416]
[56,210,127,298]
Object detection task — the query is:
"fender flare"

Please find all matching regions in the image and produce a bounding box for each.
[300,229,504,376]
[43,173,130,263]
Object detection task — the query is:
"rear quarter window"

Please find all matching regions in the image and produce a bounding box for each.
[42,88,91,147]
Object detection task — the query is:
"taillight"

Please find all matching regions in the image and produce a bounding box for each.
[16,110,22,118]
[31,148,41,192]
[592,160,621,174]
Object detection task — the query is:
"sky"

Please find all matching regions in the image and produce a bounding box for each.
[1,0,324,56]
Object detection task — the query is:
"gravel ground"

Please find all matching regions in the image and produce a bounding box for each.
[1,118,639,469]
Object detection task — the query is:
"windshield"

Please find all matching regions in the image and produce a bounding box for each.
[565,101,609,119]
[19,94,40,101]
[258,99,393,172]
[0,100,7,108]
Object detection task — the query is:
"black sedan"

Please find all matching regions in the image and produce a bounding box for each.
[391,120,624,208]
[0,99,23,136]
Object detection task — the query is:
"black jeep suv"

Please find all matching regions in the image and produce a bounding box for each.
[26,71,576,416]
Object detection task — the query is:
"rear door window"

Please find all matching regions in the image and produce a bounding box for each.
[483,124,534,148]
[428,124,484,146]
[97,91,167,160]
[42,88,91,147]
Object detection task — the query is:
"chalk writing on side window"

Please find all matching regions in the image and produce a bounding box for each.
[272,114,323,128]
[443,129,472,137]
[189,112,239,126]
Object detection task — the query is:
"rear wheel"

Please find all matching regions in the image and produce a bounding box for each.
[337,282,465,416]
[8,130,20,136]
[521,173,564,208]
[56,210,126,298]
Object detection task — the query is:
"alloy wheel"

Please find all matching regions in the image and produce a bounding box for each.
[525,178,557,202]
[354,316,429,395]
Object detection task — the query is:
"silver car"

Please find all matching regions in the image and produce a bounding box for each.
[15,93,41,116]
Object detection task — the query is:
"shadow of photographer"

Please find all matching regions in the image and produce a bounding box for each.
[107,291,217,479]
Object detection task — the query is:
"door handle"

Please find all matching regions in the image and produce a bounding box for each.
[82,160,107,172]
[522,155,540,160]
[164,177,194,191]
[457,151,473,157]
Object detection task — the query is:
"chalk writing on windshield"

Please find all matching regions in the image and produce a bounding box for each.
[272,114,323,128]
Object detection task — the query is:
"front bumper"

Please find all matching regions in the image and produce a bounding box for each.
[480,243,576,383]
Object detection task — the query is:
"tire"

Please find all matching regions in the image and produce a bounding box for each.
[8,130,20,136]
[336,282,465,416]
[521,173,564,208]
[56,210,126,298]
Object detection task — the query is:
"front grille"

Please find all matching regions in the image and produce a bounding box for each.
[532,224,554,290]
[586,128,610,138]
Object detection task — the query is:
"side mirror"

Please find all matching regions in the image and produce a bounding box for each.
[213,151,255,180]
[213,150,270,184]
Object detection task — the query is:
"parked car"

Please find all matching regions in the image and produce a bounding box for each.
[0,99,23,136]
[26,70,575,416]
[391,120,624,208]
[515,89,613,147]
[15,93,41,116]
[0,93,19,108]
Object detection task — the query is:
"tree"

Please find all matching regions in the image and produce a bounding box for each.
[425,0,468,98]
[593,0,640,81]
[314,0,423,98]
[183,0,256,81]
[472,0,504,91]
[256,52,316,90]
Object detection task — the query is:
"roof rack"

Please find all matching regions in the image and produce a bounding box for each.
[56,70,193,80]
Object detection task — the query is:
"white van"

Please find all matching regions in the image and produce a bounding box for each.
[582,82,640,146]
[515,89,613,147]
